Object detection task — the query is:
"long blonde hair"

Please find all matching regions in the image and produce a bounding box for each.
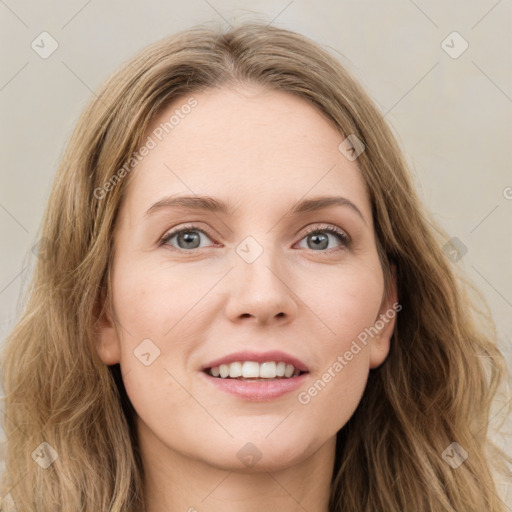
[1,21,510,512]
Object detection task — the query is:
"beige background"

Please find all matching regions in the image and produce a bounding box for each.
[1,0,511,507]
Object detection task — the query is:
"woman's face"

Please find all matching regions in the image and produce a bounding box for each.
[95,85,397,473]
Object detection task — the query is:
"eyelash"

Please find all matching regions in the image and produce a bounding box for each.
[159,223,351,253]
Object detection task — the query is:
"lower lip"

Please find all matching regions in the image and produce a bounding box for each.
[200,371,309,401]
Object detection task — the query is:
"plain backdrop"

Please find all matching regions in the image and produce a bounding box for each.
[0,0,511,507]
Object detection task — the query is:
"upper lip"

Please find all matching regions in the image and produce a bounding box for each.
[201,350,309,373]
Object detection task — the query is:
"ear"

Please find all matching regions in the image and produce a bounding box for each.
[369,262,399,369]
[93,286,121,366]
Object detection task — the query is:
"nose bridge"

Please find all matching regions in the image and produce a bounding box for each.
[237,232,288,281]
[225,234,297,322]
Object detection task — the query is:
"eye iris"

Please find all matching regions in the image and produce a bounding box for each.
[178,231,201,249]
[308,232,329,250]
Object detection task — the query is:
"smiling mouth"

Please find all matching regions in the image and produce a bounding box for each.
[204,361,307,380]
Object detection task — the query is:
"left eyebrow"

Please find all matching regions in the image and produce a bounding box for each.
[288,196,366,224]
[144,194,366,224]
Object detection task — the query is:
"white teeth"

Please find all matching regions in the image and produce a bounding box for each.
[259,362,277,378]
[229,361,242,378]
[242,361,260,378]
[207,361,303,379]
[219,364,229,378]
[284,363,294,378]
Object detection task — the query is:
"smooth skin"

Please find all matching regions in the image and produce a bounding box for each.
[95,84,397,512]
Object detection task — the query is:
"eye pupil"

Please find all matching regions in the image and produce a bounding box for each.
[308,233,329,250]
[178,231,201,249]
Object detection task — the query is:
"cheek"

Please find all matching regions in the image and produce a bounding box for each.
[110,254,210,340]
[109,257,218,433]
[297,368,369,444]
[296,325,373,440]
[122,362,187,426]
[294,263,383,425]
[310,261,384,350]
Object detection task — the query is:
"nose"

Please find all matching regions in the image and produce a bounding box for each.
[224,245,298,325]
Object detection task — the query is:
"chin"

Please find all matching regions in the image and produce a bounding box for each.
[197,434,316,473]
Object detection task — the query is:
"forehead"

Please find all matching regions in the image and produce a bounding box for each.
[121,85,370,221]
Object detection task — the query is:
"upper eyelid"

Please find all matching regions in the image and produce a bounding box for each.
[162,223,213,239]
[303,224,349,238]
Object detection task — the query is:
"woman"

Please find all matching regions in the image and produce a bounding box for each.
[1,21,510,512]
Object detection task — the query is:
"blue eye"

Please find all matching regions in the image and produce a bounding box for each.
[160,225,213,250]
[297,225,350,252]
[159,224,350,252]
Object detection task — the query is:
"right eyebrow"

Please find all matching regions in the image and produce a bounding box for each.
[145,195,235,217]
